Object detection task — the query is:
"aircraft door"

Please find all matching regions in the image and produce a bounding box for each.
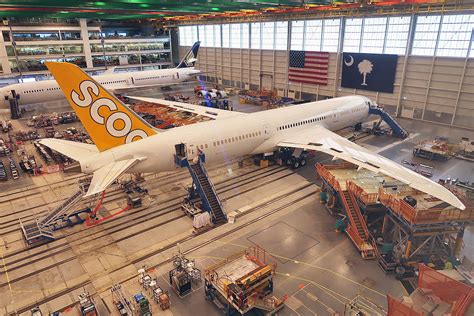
[128,77,135,86]
[263,124,271,140]
[187,144,197,162]
[332,110,340,124]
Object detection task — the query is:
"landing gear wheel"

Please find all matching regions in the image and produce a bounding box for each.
[300,159,306,166]
[292,160,300,169]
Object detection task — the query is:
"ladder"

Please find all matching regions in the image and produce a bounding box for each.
[20,179,90,245]
[39,189,84,227]
[339,188,376,259]
[188,159,227,225]
[369,105,408,139]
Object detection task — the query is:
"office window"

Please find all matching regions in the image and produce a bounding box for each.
[261,22,275,49]
[412,15,441,56]
[322,18,341,52]
[230,24,241,48]
[214,25,221,48]
[437,14,474,57]
[385,16,411,55]
[305,20,323,51]
[251,23,261,49]
[291,21,304,50]
[344,18,363,53]
[361,17,387,53]
[275,21,288,50]
[222,24,230,48]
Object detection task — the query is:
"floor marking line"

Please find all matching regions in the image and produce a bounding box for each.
[203,238,386,298]
[0,244,14,298]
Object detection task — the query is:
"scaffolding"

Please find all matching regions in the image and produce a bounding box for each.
[315,162,474,264]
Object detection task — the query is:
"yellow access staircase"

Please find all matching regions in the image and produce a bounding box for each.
[339,181,378,259]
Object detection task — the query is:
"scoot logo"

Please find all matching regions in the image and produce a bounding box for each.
[71,80,148,143]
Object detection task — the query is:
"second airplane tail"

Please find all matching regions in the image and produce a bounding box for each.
[176,41,200,68]
[45,62,157,152]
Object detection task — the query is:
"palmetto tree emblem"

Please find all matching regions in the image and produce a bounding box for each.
[358,59,373,86]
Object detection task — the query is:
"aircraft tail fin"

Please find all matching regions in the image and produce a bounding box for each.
[45,62,157,152]
[176,41,200,68]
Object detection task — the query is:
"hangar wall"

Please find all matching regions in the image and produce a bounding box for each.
[179,15,474,130]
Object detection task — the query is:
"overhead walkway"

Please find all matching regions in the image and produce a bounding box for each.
[369,104,408,139]
[175,144,227,225]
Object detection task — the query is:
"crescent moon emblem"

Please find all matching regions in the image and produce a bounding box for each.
[344,55,354,67]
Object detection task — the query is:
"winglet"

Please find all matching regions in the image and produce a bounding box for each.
[45,62,157,152]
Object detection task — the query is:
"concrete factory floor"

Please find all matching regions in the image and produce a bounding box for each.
[0,82,473,315]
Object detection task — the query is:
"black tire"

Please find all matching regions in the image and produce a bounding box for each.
[293,160,300,169]
[300,159,306,166]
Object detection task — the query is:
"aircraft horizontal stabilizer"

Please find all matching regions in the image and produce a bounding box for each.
[39,139,99,162]
[85,158,142,197]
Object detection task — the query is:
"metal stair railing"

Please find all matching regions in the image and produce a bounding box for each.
[39,189,84,227]
[368,105,408,139]
[188,160,226,223]
[198,159,226,221]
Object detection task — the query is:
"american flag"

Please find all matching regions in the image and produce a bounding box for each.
[288,50,329,85]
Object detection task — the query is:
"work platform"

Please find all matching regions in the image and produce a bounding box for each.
[316,162,474,264]
[204,245,284,315]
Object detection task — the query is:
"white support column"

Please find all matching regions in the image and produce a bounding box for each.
[451,30,472,125]
[333,17,345,98]
[395,14,416,117]
[285,20,291,97]
[421,14,443,121]
[79,19,93,69]
[0,30,11,74]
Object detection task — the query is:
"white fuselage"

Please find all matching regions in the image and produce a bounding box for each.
[0,67,200,108]
[79,95,371,174]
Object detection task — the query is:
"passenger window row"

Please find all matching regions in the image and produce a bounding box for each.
[209,131,262,148]
[136,76,162,81]
[277,115,329,131]
[100,80,127,85]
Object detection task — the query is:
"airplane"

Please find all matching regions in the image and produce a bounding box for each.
[0,42,201,109]
[39,61,465,211]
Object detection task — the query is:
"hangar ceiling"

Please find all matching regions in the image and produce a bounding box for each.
[0,0,332,19]
[0,1,444,20]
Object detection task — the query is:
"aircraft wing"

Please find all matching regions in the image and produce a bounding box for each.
[127,96,246,120]
[112,81,199,94]
[278,125,465,210]
[85,158,142,197]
